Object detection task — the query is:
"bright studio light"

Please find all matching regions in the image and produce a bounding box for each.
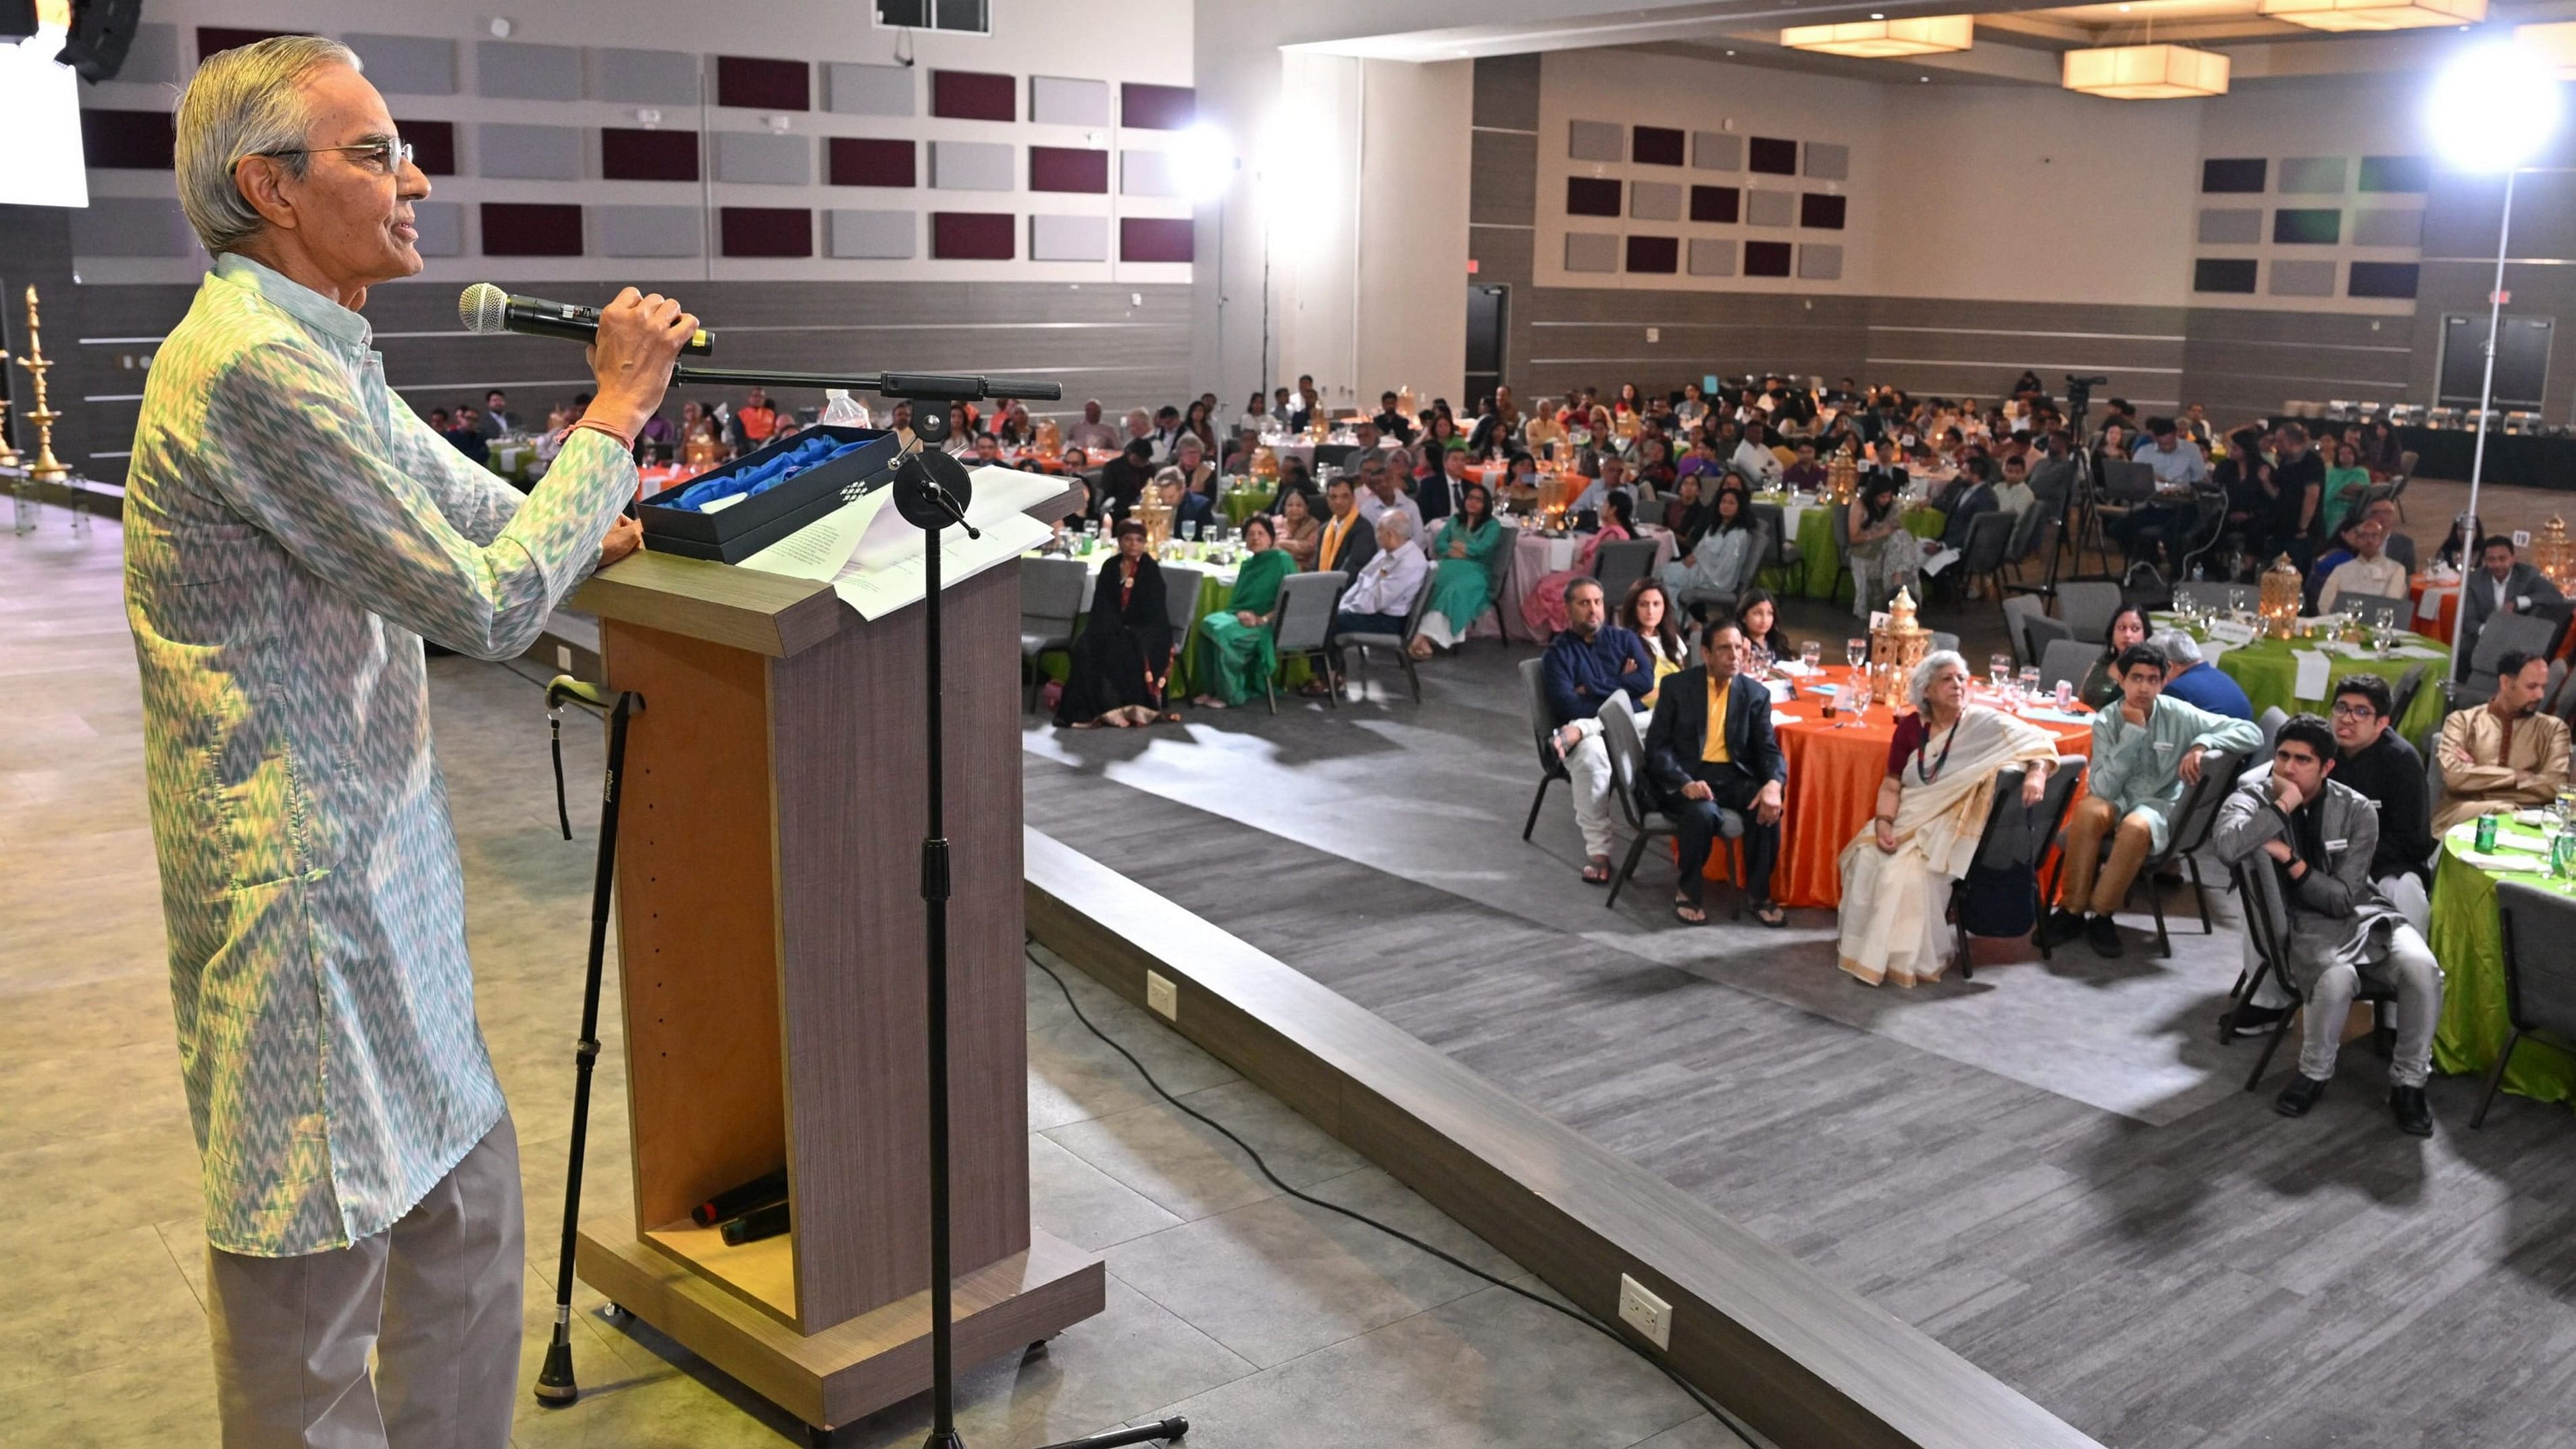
[1170,124,1237,203]
[2425,42,2562,172]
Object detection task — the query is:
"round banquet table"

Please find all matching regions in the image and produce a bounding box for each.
[2425,820,2576,1109]
[1027,546,1320,701]
[1489,524,1678,643]
[2166,621,2450,744]
[2408,572,2460,646]
[1760,497,1947,601]
[1751,667,2095,909]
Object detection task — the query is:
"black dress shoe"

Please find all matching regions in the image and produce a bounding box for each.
[2086,914,2123,959]
[2390,1085,2433,1138]
[2223,1003,2290,1038]
[2042,908,2083,945]
[2275,1074,2329,1117]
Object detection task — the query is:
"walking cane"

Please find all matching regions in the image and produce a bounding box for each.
[534,676,642,1406]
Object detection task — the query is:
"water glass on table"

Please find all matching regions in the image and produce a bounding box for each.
[1847,638,1868,671]
[2019,666,2042,708]
[1989,653,2014,698]
[1801,640,1822,673]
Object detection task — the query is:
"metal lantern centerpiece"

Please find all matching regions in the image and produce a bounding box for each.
[2533,516,2576,593]
[1250,445,1280,484]
[1825,445,1862,505]
[1033,417,1062,462]
[1135,486,1174,551]
[2260,553,2304,638]
[1870,587,1934,710]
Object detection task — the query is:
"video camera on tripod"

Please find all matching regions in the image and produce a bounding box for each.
[2065,373,2108,436]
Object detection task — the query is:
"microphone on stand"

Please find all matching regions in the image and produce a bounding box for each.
[458,282,713,356]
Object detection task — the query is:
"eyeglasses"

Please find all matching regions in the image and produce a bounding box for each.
[2328,701,2379,718]
[254,137,415,176]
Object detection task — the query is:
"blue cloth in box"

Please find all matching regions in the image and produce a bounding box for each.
[666,435,879,512]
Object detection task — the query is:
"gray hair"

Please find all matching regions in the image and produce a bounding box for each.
[1909,648,1968,707]
[2153,629,2203,665]
[1375,507,1416,543]
[174,34,363,255]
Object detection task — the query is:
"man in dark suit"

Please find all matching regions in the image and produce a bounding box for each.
[1098,438,1157,520]
[2458,534,2568,679]
[1316,476,1379,576]
[1645,619,1788,925]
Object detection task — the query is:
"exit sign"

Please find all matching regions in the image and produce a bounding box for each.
[1467,257,1480,274]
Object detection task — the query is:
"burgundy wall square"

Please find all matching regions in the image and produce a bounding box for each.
[601,127,698,182]
[398,120,457,176]
[828,136,917,188]
[1749,137,1798,175]
[1631,126,1684,166]
[1689,185,1738,223]
[1120,215,1193,263]
[1744,240,1793,276]
[1566,176,1622,217]
[480,203,584,256]
[932,211,1016,259]
[1800,193,1847,230]
[1121,82,1195,130]
[1626,236,1678,274]
[716,56,810,111]
[721,207,814,257]
[1029,145,1110,194]
[80,109,176,169]
[198,27,294,59]
[931,70,1017,122]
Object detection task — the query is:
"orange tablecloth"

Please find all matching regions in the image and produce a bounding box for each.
[1743,667,2094,909]
[2408,574,2459,647]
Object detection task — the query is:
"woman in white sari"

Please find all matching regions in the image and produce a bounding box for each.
[1836,651,2060,988]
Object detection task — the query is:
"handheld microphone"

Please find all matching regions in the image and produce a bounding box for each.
[459,283,713,356]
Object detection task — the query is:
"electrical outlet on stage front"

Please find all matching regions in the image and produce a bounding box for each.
[1145,971,1177,1021]
[1618,1273,1672,1349]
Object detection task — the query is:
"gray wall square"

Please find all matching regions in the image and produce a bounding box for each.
[2196,207,2263,245]
[480,124,584,180]
[1631,182,1681,221]
[827,61,916,116]
[476,41,584,100]
[597,48,701,105]
[69,197,195,257]
[1688,238,1736,276]
[2278,156,2348,195]
[411,201,464,257]
[1692,132,1742,172]
[346,34,455,95]
[595,205,704,257]
[1799,243,1843,280]
[716,130,813,186]
[2352,207,2424,248]
[1747,189,1794,227]
[1122,149,1179,197]
[1803,143,1849,182]
[1565,232,1619,272]
[1031,76,1110,127]
[932,141,1016,192]
[1030,214,1109,261]
[1569,120,1622,162]
[118,23,180,83]
[828,209,916,259]
[2269,259,2336,297]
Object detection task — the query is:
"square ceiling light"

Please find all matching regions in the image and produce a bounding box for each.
[1780,14,1974,57]
[2257,0,2482,30]
[2517,20,2576,75]
[2063,43,2229,99]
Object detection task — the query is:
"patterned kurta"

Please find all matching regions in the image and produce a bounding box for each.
[124,255,635,1256]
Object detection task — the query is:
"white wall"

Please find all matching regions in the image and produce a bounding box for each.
[1355,59,1472,407]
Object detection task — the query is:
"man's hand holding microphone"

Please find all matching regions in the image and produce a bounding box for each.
[582,287,700,569]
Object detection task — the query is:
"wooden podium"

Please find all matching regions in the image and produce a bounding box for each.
[567,521,1102,1437]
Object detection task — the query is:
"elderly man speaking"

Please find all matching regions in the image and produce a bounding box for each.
[124,36,697,1447]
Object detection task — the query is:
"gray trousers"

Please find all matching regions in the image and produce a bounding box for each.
[2248,873,2430,1007]
[209,1115,525,1449]
[2298,925,2445,1088]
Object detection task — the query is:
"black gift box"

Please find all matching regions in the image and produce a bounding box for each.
[638,425,902,563]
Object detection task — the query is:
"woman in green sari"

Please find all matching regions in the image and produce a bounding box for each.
[1412,482,1503,657]
[1192,513,1295,709]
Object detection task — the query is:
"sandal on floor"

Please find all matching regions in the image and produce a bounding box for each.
[1754,903,1787,927]
[1580,858,1613,886]
[1673,900,1708,925]
[1158,710,1183,723]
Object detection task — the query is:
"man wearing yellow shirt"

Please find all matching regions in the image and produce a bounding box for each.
[1644,621,1788,925]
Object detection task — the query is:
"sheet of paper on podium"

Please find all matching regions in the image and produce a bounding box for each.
[738,462,1057,619]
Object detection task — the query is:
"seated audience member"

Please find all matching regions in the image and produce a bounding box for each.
[1936,458,1999,553]
[1782,441,1827,492]
[476,389,515,437]
[1659,485,1762,615]
[1523,401,1567,455]
[1570,455,1632,520]
[1990,452,2036,518]
[1645,619,1788,926]
[2433,651,2571,832]
[2134,417,2207,487]
[2458,534,2565,674]
[1663,474,1712,552]
[2321,440,2373,528]
[1236,390,1271,440]
[2079,605,2151,711]
[1356,459,1428,549]
[1098,438,1157,519]
[1054,520,1176,729]
[1274,486,1321,569]
[1148,405,1186,460]
[1420,447,1472,532]
[1847,472,1926,620]
[1543,578,1659,884]
[1836,650,2059,986]
[1316,477,1379,576]
[971,432,1005,466]
[1170,436,1218,499]
[442,405,490,464]
[1413,483,1503,657]
[1731,588,1793,674]
[1329,513,1430,675]
[1731,422,1784,490]
[2212,715,2444,1136]
[1191,514,1295,710]
[2048,642,2263,957]
[1620,580,1688,705]
[2317,517,2408,615]
[1372,391,1418,443]
[731,388,779,449]
[2151,630,2255,720]
[1526,493,1636,638]
[1154,468,1218,537]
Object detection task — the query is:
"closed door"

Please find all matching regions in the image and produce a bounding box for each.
[1465,285,1508,411]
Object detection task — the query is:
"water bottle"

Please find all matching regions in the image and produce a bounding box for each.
[819,389,872,429]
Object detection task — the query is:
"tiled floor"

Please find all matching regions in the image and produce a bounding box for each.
[0,504,1743,1449]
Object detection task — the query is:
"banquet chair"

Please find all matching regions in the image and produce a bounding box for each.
[1749,501,1801,580]
[1596,696,1738,916]
[2388,663,2429,736]
[1931,631,1961,655]
[2128,750,2248,958]
[2057,580,2123,645]
[1337,575,1434,705]
[2038,638,2098,698]
[1158,563,1208,701]
[2257,707,2287,757]
[1266,570,1348,714]
[2392,452,2420,520]
[1999,511,2062,606]
[1828,499,1857,602]
[2385,532,2418,573]
[1520,657,1568,839]
[1948,755,2088,978]
[2001,595,2045,668]
[2456,611,2556,706]
[1593,538,1661,608]
[2477,881,2576,1127]
[1954,510,2015,603]
[2223,857,2398,1088]
[1019,555,1089,713]
[1471,531,1514,644]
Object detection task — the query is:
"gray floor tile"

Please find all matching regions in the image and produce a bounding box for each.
[1030,1132,1185,1252]
[1041,1079,1368,1223]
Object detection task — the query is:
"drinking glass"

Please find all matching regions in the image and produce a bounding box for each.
[2020,667,2042,707]
[1990,653,2014,696]
[1182,521,1199,542]
[1847,638,1868,672]
[1801,640,1822,673]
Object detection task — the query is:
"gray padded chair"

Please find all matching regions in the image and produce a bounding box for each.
[1593,538,1661,608]
[2257,706,2288,756]
[2458,611,2556,705]
[1520,657,1568,839]
[1597,696,1739,915]
[2001,594,2045,668]
[1266,570,1347,714]
[2129,750,2248,957]
[1160,563,1208,701]
[2057,580,2123,644]
[2479,881,2576,1126]
[1338,575,1435,704]
[2039,638,2099,697]
[2225,856,2397,1088]
[1955,510,2015,601]
[1947,755,2088,977]
[1019,556,1089,713]
[1931,630,1961,655]
[2386,532,2418,573]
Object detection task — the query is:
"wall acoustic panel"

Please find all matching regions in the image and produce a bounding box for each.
[2351,207,2423,249]
[399,120,457,176]
[2278,156,2347,195]
[1804,143,1849,182]
[596,205,704,258]
[2359,155,2431,193]
[477,41,584,100]
[1031,76,1110,127]
[2269,259,2336,297]
[829,137,917,188]
[482,203,584,256]
[827,62,915,116]
[2348,261,2419,299]
[2201,157,2266,193]
[602,128,700,182]
[1121,149,1179,197]
[1748,137,1797,176]
[933,70,1016,122]
[70,197,195,257]
[1691,186,1739,224]
[119,23,180,83]
[717,131,813,186]
[1029,146,1109,193]
[720,207,813,257]
[1121,83,1195,131]
[1031,214,1109,262]
[2272,207,2340,245]
[1120,216,1193,263]
[411,201,463,257]
[1632,126,1684,166]
[1747,189,1794,228]
[2197,207,2263,245]
[198,28,290,59]
[346,34,455,95]
[1566,176,1622,217]
[1799,243,1843,281]
[931,141,1014,192]
[1801,193,1847,230]
[1692,132,1742,172]
[1626,236,1678,274]
[1569,120,1623,163]
[480,124,584,182]
[933,211,1015,259]
[2194,257,2258,293]
[79,109,175,170]
[717,56,811,111]
[1744,240,1792,276]
[1565,232,1618,273]
[1632,182,1681,222]
[598,49,701,105]
[1687,238,1736,276]
[827,209,915,259]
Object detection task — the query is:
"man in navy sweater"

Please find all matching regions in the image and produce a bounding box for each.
[1541,577,1657,884]
[2153,630,2255,720]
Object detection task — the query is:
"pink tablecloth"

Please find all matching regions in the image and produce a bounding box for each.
[1479,524,1677,642]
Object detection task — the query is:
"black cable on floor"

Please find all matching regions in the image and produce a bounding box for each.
[1027,951,1768,1449]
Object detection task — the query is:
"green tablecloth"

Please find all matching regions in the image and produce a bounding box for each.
[1221,489,1272,527]
[2194,630,2448,744]
[484,440,536,484]
[1775,501,1944,601]
[2426,821,2576,1109]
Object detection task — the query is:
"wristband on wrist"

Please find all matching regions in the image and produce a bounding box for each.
[569,417,634,451]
